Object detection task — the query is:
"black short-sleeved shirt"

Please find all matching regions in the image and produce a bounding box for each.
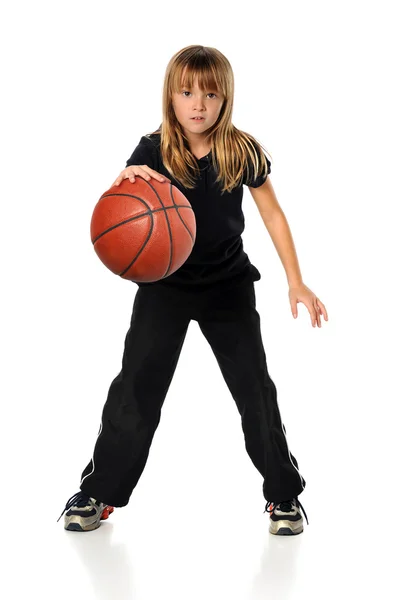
[125,132,271,290]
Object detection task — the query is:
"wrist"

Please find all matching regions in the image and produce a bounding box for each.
[288,278,303,288]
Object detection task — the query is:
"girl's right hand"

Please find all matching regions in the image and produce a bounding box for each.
[111,165,171,187]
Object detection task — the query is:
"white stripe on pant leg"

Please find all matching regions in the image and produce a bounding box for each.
[80,420,103,486]
[278,402,305,490]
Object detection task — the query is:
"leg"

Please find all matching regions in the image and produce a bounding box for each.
[79,286,191,507]
[197,281,306,503]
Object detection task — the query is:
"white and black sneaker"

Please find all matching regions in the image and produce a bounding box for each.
[57,491,114,532]
[265,497,309,536]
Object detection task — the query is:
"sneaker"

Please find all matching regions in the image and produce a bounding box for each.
[264,497,309,536]
[57,491,114,532]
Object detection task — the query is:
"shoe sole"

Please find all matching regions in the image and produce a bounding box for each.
[64,505,114,532]
[269,518,303,536]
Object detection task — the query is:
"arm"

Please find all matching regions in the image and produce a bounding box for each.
[248,178,303,287]
[248,177,329,328]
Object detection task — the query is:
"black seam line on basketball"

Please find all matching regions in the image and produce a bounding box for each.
[119,212,154,277]
[93,193,154,244]
[92,203,192,244]
[93,190,155,277]
[169,185,195,244]
[142,179,174,278]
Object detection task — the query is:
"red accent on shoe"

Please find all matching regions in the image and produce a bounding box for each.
[101,506,114,520]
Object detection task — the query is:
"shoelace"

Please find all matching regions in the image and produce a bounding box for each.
[264,497,309,525]
[56,491,95,522]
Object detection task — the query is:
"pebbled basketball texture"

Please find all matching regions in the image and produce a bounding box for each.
[90,176,196,283]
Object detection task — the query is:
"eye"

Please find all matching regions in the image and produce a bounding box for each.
[181,91,218,98]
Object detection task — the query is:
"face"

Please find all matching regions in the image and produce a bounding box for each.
[171,75,224,144]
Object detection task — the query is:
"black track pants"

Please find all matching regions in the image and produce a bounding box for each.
[79,279,306,507]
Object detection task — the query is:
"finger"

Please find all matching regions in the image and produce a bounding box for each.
[290,298,298,318]
[315,298,328,321]
[113,175,134,186]
[308,302,317,327]
[125,171,136,183]
[138,167,152,181]
[314,300,321,327]
[119,175,136,183]
[148,168,171,182]
[141,166,170,183]
[316,298,328,321]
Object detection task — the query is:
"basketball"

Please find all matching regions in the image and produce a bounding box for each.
[90,176,196,283]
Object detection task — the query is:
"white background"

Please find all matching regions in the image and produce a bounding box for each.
[2,0,399,598]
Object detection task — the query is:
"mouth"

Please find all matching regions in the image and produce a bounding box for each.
[191,117,205,121]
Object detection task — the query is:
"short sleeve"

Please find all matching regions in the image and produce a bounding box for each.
[243,143,271,188]
[125,135,157,169]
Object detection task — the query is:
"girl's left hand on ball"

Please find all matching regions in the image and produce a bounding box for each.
[288,283,328,328]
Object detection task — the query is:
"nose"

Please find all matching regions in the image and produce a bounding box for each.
[192,96,206,111]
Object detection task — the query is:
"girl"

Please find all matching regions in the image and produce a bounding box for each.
[57,45,328,536]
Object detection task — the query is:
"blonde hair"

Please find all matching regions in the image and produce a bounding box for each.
[147,44,272,194]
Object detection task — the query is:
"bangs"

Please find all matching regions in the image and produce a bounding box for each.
[172,61,225,97]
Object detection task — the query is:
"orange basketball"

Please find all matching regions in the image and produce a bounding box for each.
[90,176,196,283]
